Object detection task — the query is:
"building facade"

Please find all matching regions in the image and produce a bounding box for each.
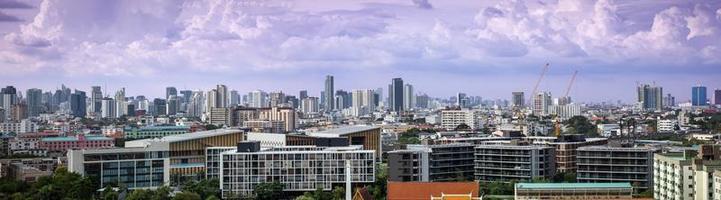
[388,143,475,182]
[474,144,556,182]
[576,146,656,192]
[67,144,170,190]
[653,152,694,200]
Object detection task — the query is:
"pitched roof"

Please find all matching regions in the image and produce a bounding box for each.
[387,182,479,200]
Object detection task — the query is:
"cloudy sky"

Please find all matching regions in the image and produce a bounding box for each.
[0,0,720,103]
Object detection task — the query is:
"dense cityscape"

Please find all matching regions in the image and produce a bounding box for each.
[2,0,721,200]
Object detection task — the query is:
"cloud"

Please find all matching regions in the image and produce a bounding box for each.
[0,0,33,9]
[411,0,432,9]
[0,10,21,21]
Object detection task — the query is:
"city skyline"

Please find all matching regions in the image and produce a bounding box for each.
[1,0,720,102]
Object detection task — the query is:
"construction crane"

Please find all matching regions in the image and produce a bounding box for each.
[531,63,550,99]
[564,70,578,97]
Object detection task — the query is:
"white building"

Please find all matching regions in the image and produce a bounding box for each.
[597,124,621,137]
[657,119,678,133]
[653,152,694,200]
[549,103,581,120]
[440,109,482,130]
[351,89,375,117]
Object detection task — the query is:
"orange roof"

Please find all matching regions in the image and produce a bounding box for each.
[387,182,479,200]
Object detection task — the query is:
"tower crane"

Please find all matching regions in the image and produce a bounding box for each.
[564,70,578,97]
[556,69,579,137]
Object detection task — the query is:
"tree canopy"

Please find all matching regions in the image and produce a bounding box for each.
[563,116,597,136]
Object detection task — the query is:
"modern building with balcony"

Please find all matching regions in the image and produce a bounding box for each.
[474,142,555,182]
[653,152,694,200]
[576,146,656,192]
[387,143,475,182]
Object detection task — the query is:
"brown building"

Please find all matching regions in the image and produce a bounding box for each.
[525,135,608,173]
[308,126,381,160]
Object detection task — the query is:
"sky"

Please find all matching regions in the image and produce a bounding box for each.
[0,0,720,103]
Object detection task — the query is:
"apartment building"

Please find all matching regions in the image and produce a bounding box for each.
[576,146,656,192]
[387,143,475,182]
[474,143,556,182]
[653,152,695,200]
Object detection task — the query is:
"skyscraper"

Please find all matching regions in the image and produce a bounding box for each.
[167,96,179,115]
[457,92,467,108]
[269,91,285,107]
[714,89,721,105]
[70,90,87,118]
[299,90,308,100]
[512,92,524,108]
[403,84,415,110]
[115,88,126,118]
[637,84,663,111]
[324,75,334,111]
[533,91,552,116]
[692,85,707,106]
[166,87,177,100]
[91,86,102,114]
[390,78,404,112]
[101,98,116,119]
[216,85,228,108]
[230,90,240,106]
[1,86,17,120]
[26,88,42,117]
[153,98,167,116]
[248,90,268,108]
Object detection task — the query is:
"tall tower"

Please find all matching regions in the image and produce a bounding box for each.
[166,87,177,100]
[512,92,524,108]
[26,88,42,117]
[216,84,228,108]
[692,85,707,106]
[324,75,334,111]
[637,84,663,111]
[403,84,414,110]
[91,86,102,114]
[390,78,404,112]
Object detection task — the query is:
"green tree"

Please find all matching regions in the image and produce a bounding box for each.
[563,116,597,136]
[331,186,345,200]
[369,163,388,200]
[254,182,284,200]
[454,123,471,131]
[181,178,219,199]
[100,185,119,200]
[152,185,172,200]
[126,189,154,200]
[173,191,201,200]
[312,188,330,200]
[295,195,315,200]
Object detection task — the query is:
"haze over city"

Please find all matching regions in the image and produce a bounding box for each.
[1,0,720,102]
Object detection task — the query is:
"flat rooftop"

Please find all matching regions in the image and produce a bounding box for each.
[308,125,379,137]
[516,182,632,190]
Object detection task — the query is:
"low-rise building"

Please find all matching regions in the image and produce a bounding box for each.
[388,143,475,182]
[387,182,481,200]
[474,143,556,182]
[217,141,375,198]
[576,146,656,192]
[124,125,190,139]
[514,183,634,200]
[39,134,115,153]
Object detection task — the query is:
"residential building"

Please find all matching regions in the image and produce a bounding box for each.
[657,119,678,133]
[514,183,633,200]
[474,143,556,182]
[324,75,334,111]
[216,141,375,198]
[691,145,721,200]
[527,135,608,173]
[533,91,552,116]
[26,88,42,117]
[39,134,115,153]
[388,143,475,182]
[653,152,695,200]
[440,109,482,130]
[576,146,656,192]
[124,126,190,139]
[512,92,524,108]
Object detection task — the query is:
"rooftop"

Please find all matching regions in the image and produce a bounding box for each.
[308,125,379,137]
[129,126,190,131]
[387,182,479,200]
[127,128,243,144]
[515,182,632,190]
[41,136,113,142]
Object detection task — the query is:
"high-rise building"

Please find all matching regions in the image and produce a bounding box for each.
[26,88,42,117]
[663,94,675,108]
[416,94,429,109]
[714,89,721,105]
[114,88,126,118]
[101,98,116,119]
[247,90,267,108]
[70,90,87,118]
[187,91,204,117]
[230,90,240,106]
[268,91,285,107]
[533,92,552,116]
[351,89,375,116]
[457,93,467,108]
[153,98,167,116]
[216,85,228,108]
[692,85,707,106]
[335,90,352,109]
[324,75,334,111]
[512,92,524,108]
[301,97,319,113]
[653,152,694,200]
[299,90,308,100]
[440,109,483,130]
[637,84,663,111]
[90,86,102,114]
[403,84,415,110]
[1,86,18,120]
[166,87,177,100]
[167,96,179,115]
[390,78,404,112]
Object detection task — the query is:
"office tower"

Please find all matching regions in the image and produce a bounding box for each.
[230,90,240,106]
[512,92,524,108]
[457,92,467,108]
[215,141,374,198]
[301,97,319,113]
[388,143,475,182]
[692,85,707,106]
[324,75,334,111]
[390,78,404,112]
[166,87,177,100]
[533,91,552,116]
[1,86,18,120]
[403,84,415,110]
[299,90,308,100]
[416,94,429,109]
[187,91,205,117]
[576,146,655,192]
[285,95,299,109]
[90,86,102,114]
[216,84,228,108]
[637,84,663,111]
[351,89,375,116]
[663,94,675,108]
[26,88,42,117]
[334,90,351,109]
[167,96,179,115]
[206,89,217,111]
[101,98,116,118]
[153,98,167,116]
[180,90,192,103]
[70,90,87,118]
[247,90,267,108]
[114,88,126,118]
[715,89,721,105]
[474,143,556,182]
[268,91,285,107]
